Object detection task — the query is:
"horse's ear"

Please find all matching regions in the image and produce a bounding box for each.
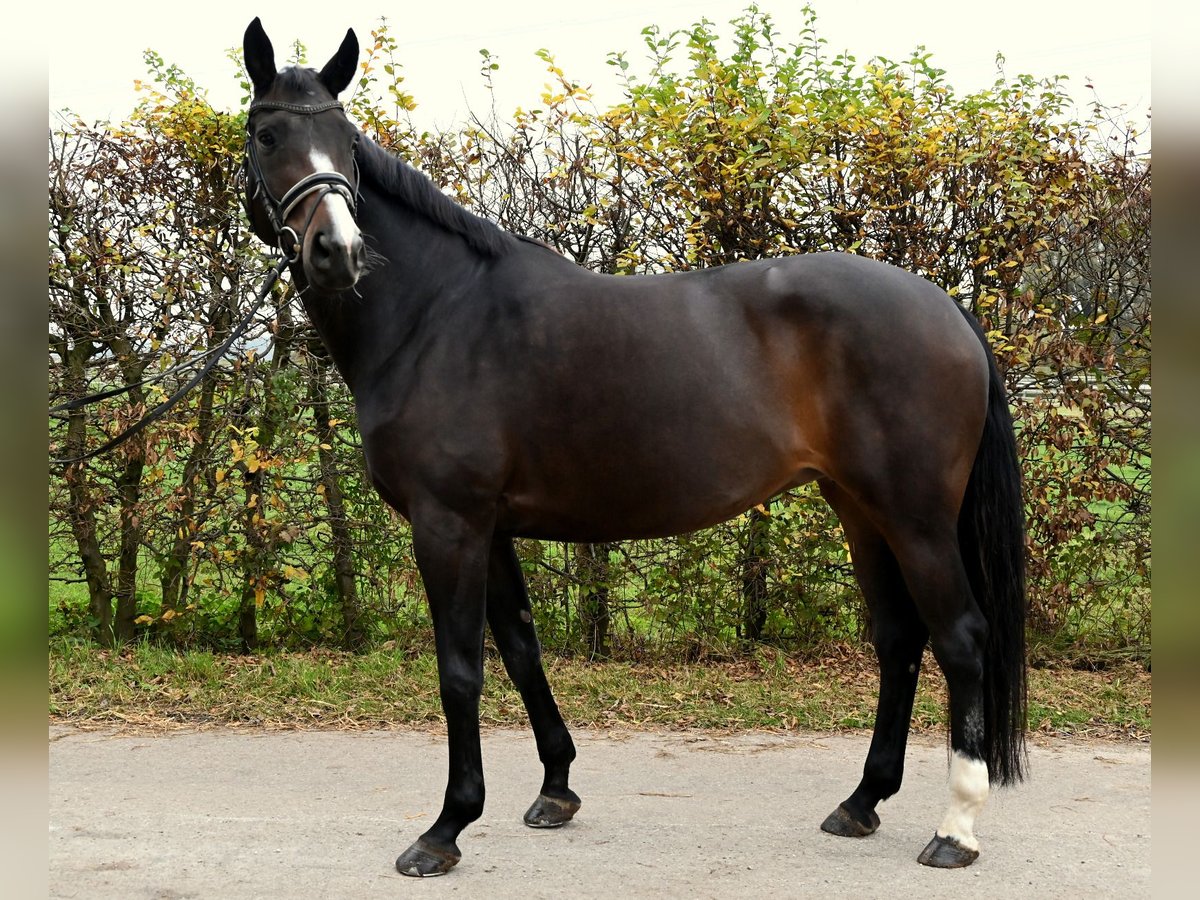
[243,17,277,96]
[319,28,359,96]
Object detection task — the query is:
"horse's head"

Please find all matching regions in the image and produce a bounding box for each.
[242,18,365,294]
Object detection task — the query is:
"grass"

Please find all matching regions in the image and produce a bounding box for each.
[49,639,1151,740]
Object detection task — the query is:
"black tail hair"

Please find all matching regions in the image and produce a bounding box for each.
[956,306,1029,785]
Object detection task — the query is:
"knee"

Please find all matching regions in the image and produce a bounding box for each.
[439,665,483,708]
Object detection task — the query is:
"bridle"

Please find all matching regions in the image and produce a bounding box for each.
[242,98,360,262]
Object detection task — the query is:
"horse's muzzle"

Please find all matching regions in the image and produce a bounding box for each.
[305,222,366,293]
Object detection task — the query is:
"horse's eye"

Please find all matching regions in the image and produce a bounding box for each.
[257,130,276,148]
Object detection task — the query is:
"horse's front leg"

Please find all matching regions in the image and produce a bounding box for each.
[395,504,493,877]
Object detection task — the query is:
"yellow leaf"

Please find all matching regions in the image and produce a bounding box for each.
[255,584,265,609]
[216,468,226,483]
[1095,312,1108,324]
[135,615,154,625]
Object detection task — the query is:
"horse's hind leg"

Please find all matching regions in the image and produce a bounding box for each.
[486,536,581,828]
[885,524,990,868]
[819,480,928,839]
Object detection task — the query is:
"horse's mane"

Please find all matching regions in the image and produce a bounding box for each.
[266,68,519,258]
[355,136,516,258]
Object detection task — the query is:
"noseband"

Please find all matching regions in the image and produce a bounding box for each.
[243,99,359,262]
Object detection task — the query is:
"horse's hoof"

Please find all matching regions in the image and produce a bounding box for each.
[523,791,581,828]
[917,833,979,868]
[820,803,880,837]
[395,838,461,877]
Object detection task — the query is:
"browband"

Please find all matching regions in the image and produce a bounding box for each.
[248,99,344,115]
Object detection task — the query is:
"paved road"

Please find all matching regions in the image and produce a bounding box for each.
[49,725,1150,898]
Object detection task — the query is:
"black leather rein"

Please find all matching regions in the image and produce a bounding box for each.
[50,98,361,467]
[50,256,289,466]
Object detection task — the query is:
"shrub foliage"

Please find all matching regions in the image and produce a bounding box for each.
[49,9,1149,660]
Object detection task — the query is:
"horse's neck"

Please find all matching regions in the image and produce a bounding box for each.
[298,184,486,395]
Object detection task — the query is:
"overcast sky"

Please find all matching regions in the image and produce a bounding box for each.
[49,0,1151,136]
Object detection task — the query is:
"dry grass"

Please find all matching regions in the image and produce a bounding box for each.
[48,639,1150,740]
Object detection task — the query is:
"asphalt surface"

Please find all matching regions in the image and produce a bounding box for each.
[48,725,1150,898]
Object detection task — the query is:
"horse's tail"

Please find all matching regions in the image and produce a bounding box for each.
[957,306,1028,786]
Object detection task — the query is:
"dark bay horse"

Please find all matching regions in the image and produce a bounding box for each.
[240,19,1027,877]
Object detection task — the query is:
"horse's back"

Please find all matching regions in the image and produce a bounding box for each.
[532,252,982,375]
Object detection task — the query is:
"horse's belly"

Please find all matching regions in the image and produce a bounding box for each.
[498,426,821,542]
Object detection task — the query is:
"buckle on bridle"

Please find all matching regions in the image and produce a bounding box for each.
[278,226,301,262]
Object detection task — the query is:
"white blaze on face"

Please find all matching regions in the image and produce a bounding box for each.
[307,149,359,252]
[936,752,989,851]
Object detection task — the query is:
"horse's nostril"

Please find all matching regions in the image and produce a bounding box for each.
[311,231,335,266]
